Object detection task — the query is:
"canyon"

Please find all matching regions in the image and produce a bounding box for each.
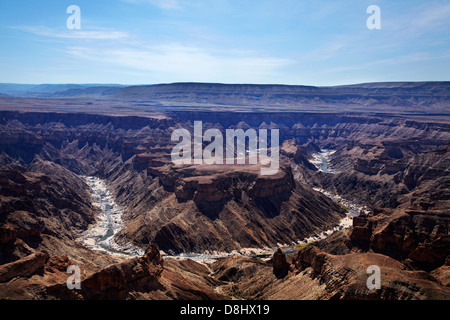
[0,81,448,300]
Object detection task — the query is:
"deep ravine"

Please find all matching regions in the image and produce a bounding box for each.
[77,174,368,262]
[77,176,144,257]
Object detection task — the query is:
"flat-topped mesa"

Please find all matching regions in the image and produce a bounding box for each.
[247,167,295,198]
[157,164,295,203]
[135,153,169,167]
[133,145,174,164]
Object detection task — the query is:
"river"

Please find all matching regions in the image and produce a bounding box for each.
[310,149,336,174]
[77,176,144,256]
[78,173,369,263]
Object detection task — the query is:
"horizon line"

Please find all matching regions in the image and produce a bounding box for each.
[1,80,450,88]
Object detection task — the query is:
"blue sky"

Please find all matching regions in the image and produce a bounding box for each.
[0,0,449,85]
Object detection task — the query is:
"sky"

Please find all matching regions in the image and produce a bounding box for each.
[0,0,449,86]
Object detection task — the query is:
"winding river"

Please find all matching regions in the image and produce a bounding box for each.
[78,165,369,262]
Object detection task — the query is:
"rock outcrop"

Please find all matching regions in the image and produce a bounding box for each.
[0,243,231,300]
[290,246,450,299]
[0,250,49,283]
[350,209,450,271]
[271,249,290,278]
[207,245,450,300]
[168,164,295,202]
[81,244,163,299]
[0,225,40,245]
[0,161,97,241]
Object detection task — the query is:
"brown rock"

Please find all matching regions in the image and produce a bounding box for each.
[0,250,49,283]
[293,245,329,275]
[247,168,294,198]
[371,212,450,269]
[430,265,450,287]
[291,246,450,299]
[168,164,294,202]
[81,244,164,299]
[160,258,229,300]
[350,216,373,247]
[46,255,72,273]
[0,225,40,244]
[272,248,290,278]
[408,236,450,270]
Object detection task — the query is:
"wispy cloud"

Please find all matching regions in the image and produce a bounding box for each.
[384,1,450,36]
[65,43,293,83]
[411,1,450,30]
[295,33,361,63]
[12,26,130,40]
[297,42,346,62]
[325,50,450,76]
[368,51,450,67]
[122,0,181,10]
